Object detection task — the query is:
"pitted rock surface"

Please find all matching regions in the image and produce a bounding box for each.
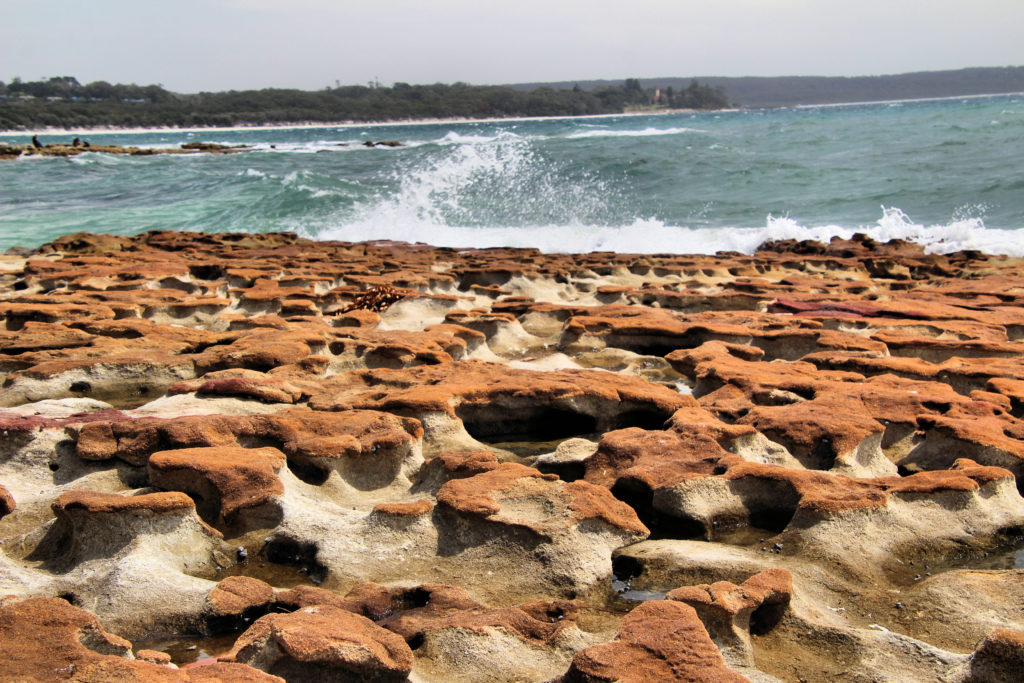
[1,230,1023,681]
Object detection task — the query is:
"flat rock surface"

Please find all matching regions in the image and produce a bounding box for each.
[1,230,1023,681]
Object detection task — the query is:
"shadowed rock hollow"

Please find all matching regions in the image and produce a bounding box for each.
[1,230,1023,681]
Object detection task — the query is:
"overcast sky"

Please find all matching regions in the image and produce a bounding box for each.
[2,1,1023,92]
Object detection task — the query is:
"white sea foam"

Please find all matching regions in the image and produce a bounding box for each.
[563,126,703,139]
[309,121,1024,257]
[66,152,124,166]
[436,131,518,145]
[312,208,1024,258]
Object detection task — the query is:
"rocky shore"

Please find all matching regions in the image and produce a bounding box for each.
[1,230,1022,681]
[0,141,248,160]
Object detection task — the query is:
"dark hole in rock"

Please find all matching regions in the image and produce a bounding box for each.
[805,439,837,470]
[235,435,282,450]
[138,385,150,396]
[789,386,817,401]
[455,271,513,292]
[70,381,91,393]
[58,592,78,605]
[1006,398,1024,419]
[617,339,697,358]
[189,265,227,280]
[748,507,797,534]
[610,479,703,540]
[535,461,585,482]
[612,555,644,583]
[407,633,425,650]
[263,538,327,585]
[922,401,952,414]
[207,602,283,636]
[286,456,330,486]
[749,601,787,636]
[610,479,654,529]
[614,409,670,431]
[12,280,27,291]
[185,492,220,529]
[393,586,431,610]
[48,462,60,472]
[457,405,599,442]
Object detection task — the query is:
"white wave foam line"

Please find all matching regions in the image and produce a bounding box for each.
[276,169,347,198]
[241,139,429,154]
[66,152,125,166]
[311,208,1024,258]
[564,126,703,139]
[436,130,523,145]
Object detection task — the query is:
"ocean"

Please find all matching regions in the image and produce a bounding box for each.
[1,93,1022,255]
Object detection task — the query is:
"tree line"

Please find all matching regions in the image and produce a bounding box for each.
[0,76,730,130]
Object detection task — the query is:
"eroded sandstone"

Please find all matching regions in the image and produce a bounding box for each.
[1,230,1023,681]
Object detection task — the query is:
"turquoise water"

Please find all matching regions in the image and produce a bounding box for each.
[1,94,1022,254]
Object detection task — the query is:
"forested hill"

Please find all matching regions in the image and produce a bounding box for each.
[511,66,1024,108]
[0,77,726,131]
[4,67,1019,130]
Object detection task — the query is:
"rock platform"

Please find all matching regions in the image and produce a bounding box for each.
[1,230,1023,681]
[0,141,248,160]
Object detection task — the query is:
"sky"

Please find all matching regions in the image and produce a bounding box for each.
[2,0,1023,92]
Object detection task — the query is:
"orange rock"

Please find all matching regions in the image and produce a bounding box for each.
[561,600,747,682]
[308,360,690,433]
[76,407,422,468]
[208,576,276,618]
[966,629,1024,682]
[379,583,578,649]
[276,582,393,620]
[53,488,198,515]
[0,483,14,519]
[0,596,279,681]
[172,375,306,404]
[667,570,793,665]
[149,446,286,527]
[372,499,434,516]
[438,461,648,536]
[223,605,413,681]
[667,569,792,616]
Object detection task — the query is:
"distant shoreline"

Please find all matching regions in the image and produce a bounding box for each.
[1,89,1021,137]
[0,108,709,137]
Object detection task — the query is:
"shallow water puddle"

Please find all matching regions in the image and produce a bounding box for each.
[612,581,669,603]
[481,432,603,459]
[134,633,240,666]
[212,556,322,588]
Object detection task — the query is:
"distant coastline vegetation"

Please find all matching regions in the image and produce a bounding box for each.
[2,66,1021,131]
[0,76,727,131]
